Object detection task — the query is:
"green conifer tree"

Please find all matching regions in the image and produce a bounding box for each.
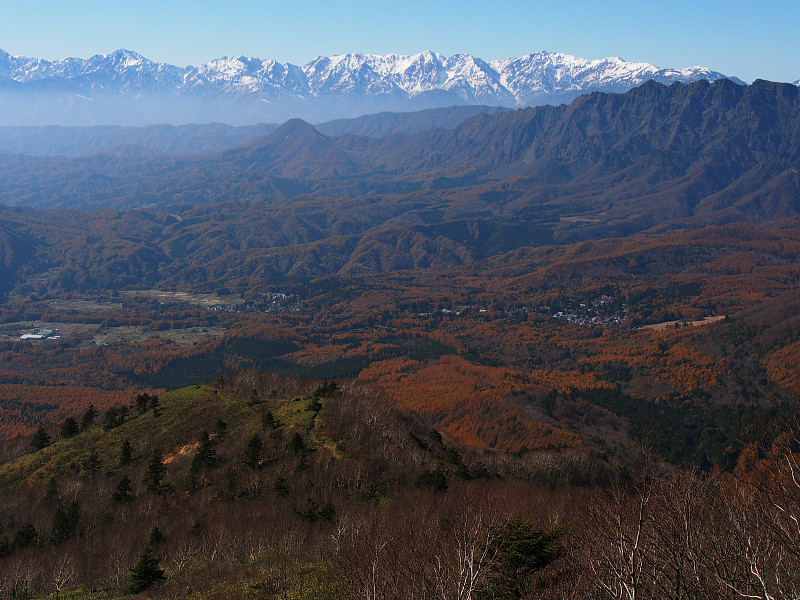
[135,393,151,416]
[30,427,51,451]
[128,547,165,593]
[150,395,161,418]
[12,523,37,549]
[262,410,278,429]
[287,432,306,454]
[119,439,132,467]
[192,430,217,471]
[81,450,101,481]
[243,434,262,470]
[49,501,79,545]
[148,526,164,545]
[44,477,60,505]
[80,404,97,431]
[143,449,166,493]
[320,500,336,522]
[59,417,79,439]
[112,475,135,503]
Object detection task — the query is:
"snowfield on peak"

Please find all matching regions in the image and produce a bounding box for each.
[0,48,743,125]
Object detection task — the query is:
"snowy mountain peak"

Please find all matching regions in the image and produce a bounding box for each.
[0,48,744,126]
[106,49,146,61]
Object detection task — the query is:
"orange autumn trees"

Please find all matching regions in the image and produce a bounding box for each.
[765,341,800,394]
[581,332,725,393]
[0,384,161,438]
[359,355,612,451]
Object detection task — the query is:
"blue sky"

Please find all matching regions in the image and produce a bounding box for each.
[1,0,797,83]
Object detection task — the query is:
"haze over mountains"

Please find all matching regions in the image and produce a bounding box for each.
[0,48,741,125]
[0,105,511,157]
[1,78,797,219]
[1,78,798,295]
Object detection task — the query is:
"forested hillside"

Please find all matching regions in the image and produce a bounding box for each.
[0,370,798,599]
[1,78,800,598]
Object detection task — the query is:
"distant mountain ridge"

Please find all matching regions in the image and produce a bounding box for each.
[1,78,798,239]
[0,79,799,293]
[0,48,740,125]
[0,105,511,157]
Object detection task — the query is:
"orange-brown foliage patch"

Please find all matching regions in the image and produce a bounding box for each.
[359,355,607,451]
[581,332,725,392]
[765,341,800,394]
[0,384,162,438]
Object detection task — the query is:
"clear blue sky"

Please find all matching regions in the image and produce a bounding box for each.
[0,0,797,83]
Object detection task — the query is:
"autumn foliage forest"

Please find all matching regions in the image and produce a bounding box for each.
[1,218,798,463]
[0,215,799,598]
[1,81,800,597]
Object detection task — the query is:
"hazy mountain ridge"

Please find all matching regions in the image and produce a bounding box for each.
[0,105,511,157]
[0,48,740,125]
[0,122,277,156]
[0,79,798,282]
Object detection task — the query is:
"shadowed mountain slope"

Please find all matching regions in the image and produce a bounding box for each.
[0,80,797,230]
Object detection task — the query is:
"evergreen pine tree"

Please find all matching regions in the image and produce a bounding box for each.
[213,419,227,438]
[262,410,278,429]
[80,404,97,431]
[243,434,262,470]
[12,523,37,549]
[30,427,51,451]
[44,477,60,505]
[59,417,79,439]
[273,476,290,497]
[49,501,79,545]
[49,507,69,545]
[287,432,306,454]
[81,450,101,481]
[150,395,161,418]
[148,526,164,545]
[482,520,567,599]
[192,431,217,471]
[320,500,336,522]
[112,475,135,503]
[119,439,132,467]
[103,406,121,431]
[128,547,165,593]
[135,393,151,415]
[143,449,166,493]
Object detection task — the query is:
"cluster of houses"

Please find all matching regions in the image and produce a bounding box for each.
[417,305,488,317]
[207,293,302,314]
[543,295,628,328]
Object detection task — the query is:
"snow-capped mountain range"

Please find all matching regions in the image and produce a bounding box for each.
[0,48,743,126]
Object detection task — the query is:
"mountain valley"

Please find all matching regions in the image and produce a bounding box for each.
[0,73,799,599]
